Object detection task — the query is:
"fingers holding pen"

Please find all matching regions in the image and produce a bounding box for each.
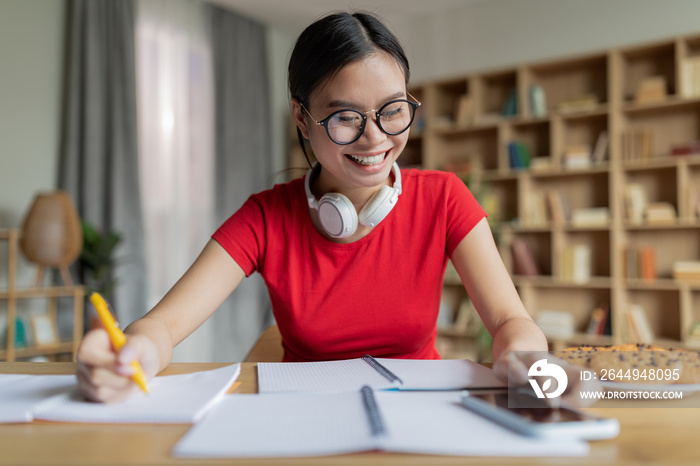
[75,328,153,402]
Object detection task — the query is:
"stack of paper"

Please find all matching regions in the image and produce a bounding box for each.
[0,363,240,424]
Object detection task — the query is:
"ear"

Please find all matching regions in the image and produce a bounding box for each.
[290,98,311,140]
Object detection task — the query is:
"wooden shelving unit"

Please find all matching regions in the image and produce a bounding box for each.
[0,229,84,361]
[407,32,700,356]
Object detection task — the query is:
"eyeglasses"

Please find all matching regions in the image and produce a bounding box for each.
[300,93,421,145]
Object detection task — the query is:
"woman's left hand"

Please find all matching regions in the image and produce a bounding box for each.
[492,351,602,408]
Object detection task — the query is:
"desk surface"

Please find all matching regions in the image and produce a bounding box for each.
[1,362,699,465]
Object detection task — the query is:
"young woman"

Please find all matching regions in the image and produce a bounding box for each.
[77,11,585,404]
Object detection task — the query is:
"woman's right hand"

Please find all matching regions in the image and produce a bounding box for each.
[75,329,160,403]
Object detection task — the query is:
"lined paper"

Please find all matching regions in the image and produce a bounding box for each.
[258,358,505,394]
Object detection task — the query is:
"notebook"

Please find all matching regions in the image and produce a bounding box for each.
[257,355,506,394]
[173,389,589,458]
[0,363,240,424]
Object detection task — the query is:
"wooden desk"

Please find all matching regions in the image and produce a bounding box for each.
[1,362,699,465]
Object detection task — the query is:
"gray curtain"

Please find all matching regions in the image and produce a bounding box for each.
[59,0,147,326]
[208,6,273,361]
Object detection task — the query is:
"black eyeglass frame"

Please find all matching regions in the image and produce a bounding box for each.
[300,93,421,146]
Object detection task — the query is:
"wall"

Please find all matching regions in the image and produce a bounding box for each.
[0,0,65,229]
[395,0,700,84]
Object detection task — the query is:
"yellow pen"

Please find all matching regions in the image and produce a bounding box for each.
[89,292,149,393]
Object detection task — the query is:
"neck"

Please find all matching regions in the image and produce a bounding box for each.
[313,165,393,211]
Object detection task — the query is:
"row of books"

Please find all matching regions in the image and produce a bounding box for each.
[623,246,657,281]
[534,304,611,341]
[557,244,591,283]
[526,190,610,227]
[510,238,596,284]
[586,303,611,337]
[561,131,609,169]
[507,141,531,169]
[623,183,680,225]
[621,128,654,161]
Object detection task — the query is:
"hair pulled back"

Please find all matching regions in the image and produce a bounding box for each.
[288,12,410,107]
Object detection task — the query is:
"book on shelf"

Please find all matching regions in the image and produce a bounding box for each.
[624,247,639,280]
[526,191,548,226]
[529,157,552,172]
[570,207,610,227]
[501,88,518,117]
[621,128,654,161]
[634,76,668,104]
[454,94,474,125]
[529,84,547,118]
[638,247,657,281]
[626,304,654,344]
[586,303,610,337]
[680,55,700,98]
[591,131,609,164]
[535,310,574,340]
[557,94,598,114]
[688,321,700,341]
[562,144,592,170]
[453,298,482,336]
[670,140,700,156]
[510,237,540,276]
[672,261,700,281]
[545,190,568,224]
[624,183,648,224]
[558,244,591,283]
[625,247,657,281]
[644,202,676,225]
[507,141,530,170]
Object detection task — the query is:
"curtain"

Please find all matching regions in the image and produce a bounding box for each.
[208,5,273,362]
[135,1,273,362]
[135,0,216,361]
[59,0,147,326]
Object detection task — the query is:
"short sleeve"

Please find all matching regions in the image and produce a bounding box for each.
[211,196,266,276]
[444,172,487,256]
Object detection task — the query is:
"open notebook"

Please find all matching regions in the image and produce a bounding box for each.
[258,356,506,394]
[174,389,588,458]
[0,363,240,424]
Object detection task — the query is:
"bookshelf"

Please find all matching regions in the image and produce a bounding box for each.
[0,229,84,361]
[406,32,700,356]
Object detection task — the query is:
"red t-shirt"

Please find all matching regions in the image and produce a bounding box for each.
[212,169,486,362]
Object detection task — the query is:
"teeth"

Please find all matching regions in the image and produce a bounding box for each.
[347,152,386,166]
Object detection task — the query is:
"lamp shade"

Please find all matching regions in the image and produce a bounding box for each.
[20,191,83,268]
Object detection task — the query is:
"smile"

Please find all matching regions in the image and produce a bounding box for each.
[346,152,387,166]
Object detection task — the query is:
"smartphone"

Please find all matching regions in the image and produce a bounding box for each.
[461,389,619,440]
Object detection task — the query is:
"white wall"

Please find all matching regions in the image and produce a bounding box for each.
[0,0,65,229]
[266,26,296,173]
[394,0,700,84]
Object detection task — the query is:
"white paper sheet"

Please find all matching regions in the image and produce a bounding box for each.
[258,357,505,394]
[0,363,241,424]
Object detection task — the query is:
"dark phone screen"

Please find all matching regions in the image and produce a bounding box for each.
[468,390,591,423]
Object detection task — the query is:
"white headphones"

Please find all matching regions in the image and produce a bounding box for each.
[304,162,402,238]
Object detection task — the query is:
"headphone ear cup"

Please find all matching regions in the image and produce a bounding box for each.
[318,193,358,238]
[359,185,399,228]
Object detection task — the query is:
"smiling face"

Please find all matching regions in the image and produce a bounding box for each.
[293,52,410,198]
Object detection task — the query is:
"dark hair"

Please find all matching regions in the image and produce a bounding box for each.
[288,11,410,107]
